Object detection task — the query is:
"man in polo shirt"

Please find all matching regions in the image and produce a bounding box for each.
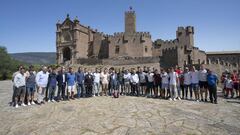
[36,66,49,105]
[199,64,208,102]
[169,67,178,101]
[190,66,200,102]
[207,69,218,104]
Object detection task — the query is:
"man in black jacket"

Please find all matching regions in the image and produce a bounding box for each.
[84,70,93,97]
[56,67,67,101]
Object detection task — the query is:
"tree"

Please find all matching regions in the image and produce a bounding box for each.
[0,46,25,80]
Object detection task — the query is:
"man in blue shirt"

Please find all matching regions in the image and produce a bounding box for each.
[67,67,76,100]
[207,69,218,104]
[75,67,85,98]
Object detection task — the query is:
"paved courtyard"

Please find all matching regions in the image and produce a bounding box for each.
[0,80,240,135]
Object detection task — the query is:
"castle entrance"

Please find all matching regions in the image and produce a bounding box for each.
[63,47,71,62]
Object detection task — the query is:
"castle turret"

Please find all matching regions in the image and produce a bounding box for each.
[176,26,194,47]
[125,7,136,34]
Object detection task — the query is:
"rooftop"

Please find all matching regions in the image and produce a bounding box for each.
[206,51,240,55]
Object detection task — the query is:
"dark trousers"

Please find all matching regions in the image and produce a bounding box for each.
[184,85,191,98]
[57,83,66,100]
[180,84,184,98]
[85,84,92,97]
[49,86,56,100]
[132,83,139,96]
[209,85,217,102]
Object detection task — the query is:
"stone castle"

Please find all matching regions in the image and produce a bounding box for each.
[56,8,239,70]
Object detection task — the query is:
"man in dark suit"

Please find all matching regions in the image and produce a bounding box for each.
[56,67,67,101]
[84,70,94,97]
[110,69,118,97]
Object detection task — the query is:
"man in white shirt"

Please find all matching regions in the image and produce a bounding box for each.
[93,68,101,96]
[138,68,147,96]
[13,67,26,108]
[146,70,154,97]
[36,66,49,104]
[190,66,200,101]
[199,64,208,102]
[123,69,131,95]
[169,67,178,101]
[160,69,169,99]
[130,69,140,96]
[183,67,191,99]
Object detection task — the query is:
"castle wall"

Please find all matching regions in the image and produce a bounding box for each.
[160,47,178,68]
[108,32,152,58]
[206,52,240,67]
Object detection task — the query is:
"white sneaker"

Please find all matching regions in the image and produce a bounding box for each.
[196,100,199,102]
[28,102,31,106]
[21,103,27,107]
[31,101,35,105]
[15,104,19,108]
[173,98,176,101]
[51,99,55,102]
[48,100,51,103]
[178,97,181,100]
[93,95,95,97]
[168,98,172,101]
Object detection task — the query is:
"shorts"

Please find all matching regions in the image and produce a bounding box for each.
[191,83,199,91]
[161,83,169,89]
[68,85,75,92]
[233,83,239,90]
[147,82,154,89]
[199,81,208,89]
[14,86,26,97]
[27,87,36,94]
[140,82,146,86]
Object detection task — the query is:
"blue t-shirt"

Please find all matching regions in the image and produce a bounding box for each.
[207,73,218,86]
[67,73,75,86]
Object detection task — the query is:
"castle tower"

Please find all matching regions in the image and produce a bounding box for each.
[125,7,136,34]
[176,26,194,47]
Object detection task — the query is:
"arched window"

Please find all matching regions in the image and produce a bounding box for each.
[63,47,71,62]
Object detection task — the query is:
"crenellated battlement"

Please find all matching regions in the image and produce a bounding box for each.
[177,26,194,34]
[125,11,135,14]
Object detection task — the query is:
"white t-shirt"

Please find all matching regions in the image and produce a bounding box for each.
[199,69,207,82]
[93,72,101,83]
[169,72,178,85]
[147,73,154,82]
[131,74,139,83]
[14,73,26,88]
[190,71,199,84]
[36,71,49,87]
[161,72,169,84]
[225,79,233,89]
[184,72,191,85]
[123,73,131,82]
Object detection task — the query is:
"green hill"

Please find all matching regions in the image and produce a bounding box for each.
[10,52,56,65]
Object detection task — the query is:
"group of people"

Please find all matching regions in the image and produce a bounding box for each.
[221,69,240,99]
[12,64,234,108]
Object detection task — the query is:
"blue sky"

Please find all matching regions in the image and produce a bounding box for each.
[0,0,240,53]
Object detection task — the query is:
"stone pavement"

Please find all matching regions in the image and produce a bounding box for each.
[0,80,240,135]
